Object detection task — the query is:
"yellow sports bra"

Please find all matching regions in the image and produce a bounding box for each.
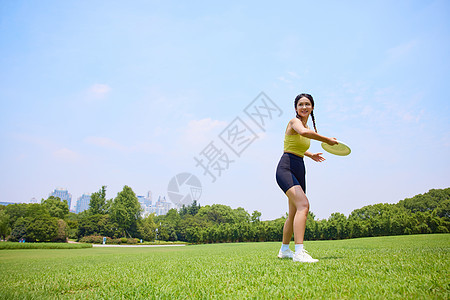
[284,133,310,157]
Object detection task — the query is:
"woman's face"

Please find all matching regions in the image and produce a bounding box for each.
[296,97,313,118]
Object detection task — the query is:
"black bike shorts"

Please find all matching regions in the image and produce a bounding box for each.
[275,152,306,194]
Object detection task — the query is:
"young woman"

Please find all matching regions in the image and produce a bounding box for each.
[275,93,338,263]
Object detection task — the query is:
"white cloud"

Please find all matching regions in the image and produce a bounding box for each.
[399,109,424,123]
[278,76,291,84]
[88,83,111,99]
[273,70,310,91]
[287,71,300,78]
[85,136,126,151]
[53,148,80,161]
[323,83,426,126]
[372,87,427,125]
[129,141,164,154]
[387,39,418,60]
[84,136,164,154]
[182,118,227,147]
[12,133,82,160]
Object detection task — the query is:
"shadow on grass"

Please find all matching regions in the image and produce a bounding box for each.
[318,256,344,260]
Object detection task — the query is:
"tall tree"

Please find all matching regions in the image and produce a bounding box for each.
[251,210,262,223]
[0,209,11,240]
[435,199,450,219]
[109,185,142,237]
[89,186,108,215]
[197,204,235,224]
[41,196,69,219]
[398,188,450,213]
[187,200,201,216]
[232,207,250,223]
[138,213,157,241]
[5,203,31,227]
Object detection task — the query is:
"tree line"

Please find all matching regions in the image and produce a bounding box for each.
[0,187,448,243]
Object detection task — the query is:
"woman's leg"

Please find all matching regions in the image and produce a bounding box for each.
[282,197,296,244]
[285,185,309,244]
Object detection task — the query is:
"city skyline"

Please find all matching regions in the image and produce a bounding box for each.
[10,187,175,217]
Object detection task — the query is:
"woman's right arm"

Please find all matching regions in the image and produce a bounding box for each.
[290,118,338,145]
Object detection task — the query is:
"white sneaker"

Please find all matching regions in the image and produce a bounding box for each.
[277,249,294,259]
[293,249,319,263]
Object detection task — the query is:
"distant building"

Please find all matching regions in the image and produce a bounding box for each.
[29,197,39,204]
[76,194,91,214]
[137,192,171,217]
[0,201,16,206]
[49,188,72,210]
[137,191,152,217]
[151,196,172,216]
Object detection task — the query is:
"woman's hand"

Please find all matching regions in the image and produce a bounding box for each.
[326,137,338,146]
[309,152,326,162]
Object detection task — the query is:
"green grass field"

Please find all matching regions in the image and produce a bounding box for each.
[0,234,448,299]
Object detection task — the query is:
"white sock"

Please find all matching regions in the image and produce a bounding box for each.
[281,244,290,252]
[295,244,304,253]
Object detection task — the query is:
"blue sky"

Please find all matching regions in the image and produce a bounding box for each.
[1,0,449,220]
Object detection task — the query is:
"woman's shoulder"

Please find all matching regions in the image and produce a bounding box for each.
[288,117,301,125]
[286,118,309,135]
[286,118,300,135]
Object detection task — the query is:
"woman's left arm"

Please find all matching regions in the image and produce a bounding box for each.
[305,151,326,162]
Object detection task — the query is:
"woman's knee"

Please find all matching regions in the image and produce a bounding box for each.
[285,215,294,225]
[296,199,309,212]
[287,186,309,211]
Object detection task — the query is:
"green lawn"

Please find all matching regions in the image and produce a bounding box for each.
[0,242,92,250]
[0,234,448,299]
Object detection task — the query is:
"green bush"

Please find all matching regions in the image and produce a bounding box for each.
[109,238,122,244]
[436,225,449,233]
[79,235,104,244]
[126,238,139,244]
[78,235,140,245]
